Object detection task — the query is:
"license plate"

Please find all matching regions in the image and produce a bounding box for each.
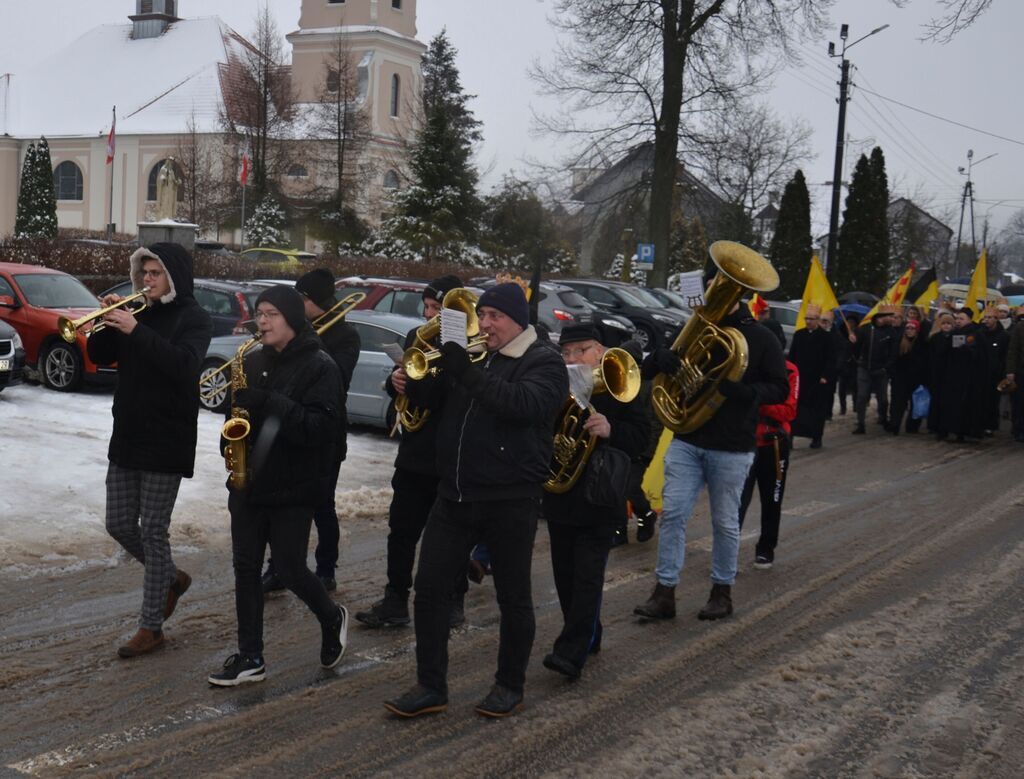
[0,359,9,370]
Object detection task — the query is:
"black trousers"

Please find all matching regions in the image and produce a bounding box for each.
[385,467,439,599]
[229,491,336,657]
[1012,384,1024,440]
[837,370,856,414]
[547,519,613,669]
[856,367,889,427]
[737,437,790,559]
[414,496,539,695]
[626,458,652,517]
[889,382,923,434]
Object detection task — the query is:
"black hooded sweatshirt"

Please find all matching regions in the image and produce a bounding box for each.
[88,243,213,477]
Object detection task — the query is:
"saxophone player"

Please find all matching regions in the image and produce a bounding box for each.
[541,325,649,680]
[208,286,347,686]
[87,243,212,659]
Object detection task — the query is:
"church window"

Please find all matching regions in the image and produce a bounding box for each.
[383,170,400,190]
[390,74,400,118]
[326,68,339,93]
[166,0,176,15]
[140,0,153,13]
[53,161,83,201]
[146,159,184,202]
[392,0,402,9]
[287,164,309,178]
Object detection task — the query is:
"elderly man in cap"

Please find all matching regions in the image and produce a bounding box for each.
[262,269,360,593]
[541,324,648,680]
[356,275,468,629]
[850,304,898,434]
[384,282,568,719]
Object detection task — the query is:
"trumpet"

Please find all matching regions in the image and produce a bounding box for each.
[403,335,489,380]
[58,288,150,342]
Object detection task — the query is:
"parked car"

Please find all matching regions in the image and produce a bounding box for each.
[767,300,800,351]
[239,247,317,275]
[334,276,431,318]
[101,278,267,337]
[0,319,26,392]
[194,240,234,257]
[556,279,689,350]
[199,309,421,429]
[0,262,115,391]
[649,287,695,319]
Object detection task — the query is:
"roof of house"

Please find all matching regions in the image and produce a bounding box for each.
[887,197,954,237]
[1,17,250,138]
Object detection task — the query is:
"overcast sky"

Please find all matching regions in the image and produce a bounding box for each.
[1,0,1021,240]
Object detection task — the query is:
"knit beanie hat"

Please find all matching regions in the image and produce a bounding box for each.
[256,285,308,334]
[477,282,530,330]
[295,268,337,312]
[423,274,463,303]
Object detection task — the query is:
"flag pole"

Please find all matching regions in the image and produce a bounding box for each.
[240,181,246,251]
[106,106,116,242]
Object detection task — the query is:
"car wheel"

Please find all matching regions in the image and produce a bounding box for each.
[635,324,656,351]
[199,358,231,413]
[42,342,83,391]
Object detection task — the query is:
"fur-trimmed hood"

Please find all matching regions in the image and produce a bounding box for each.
[129,242,195,304]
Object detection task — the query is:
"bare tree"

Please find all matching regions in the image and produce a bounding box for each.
[532,0,830,286]
[910,0,995,42]
[175,111,230,231]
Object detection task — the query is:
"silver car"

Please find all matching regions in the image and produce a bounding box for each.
[199,309,422,429]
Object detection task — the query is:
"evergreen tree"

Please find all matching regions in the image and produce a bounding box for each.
[245,193,287,247]
[866,146,891,289]
[478,178,571,272]
[14,139,58,238]
[836,148,890,295]
[14,142,38,237]
[34,138,59,236]
[768,169,812,299]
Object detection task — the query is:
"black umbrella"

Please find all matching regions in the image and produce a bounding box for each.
[838,291,879,306]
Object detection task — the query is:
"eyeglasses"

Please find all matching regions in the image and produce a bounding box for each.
[142,269,164,278]
[254,310,282,321]
[561,344,596,359]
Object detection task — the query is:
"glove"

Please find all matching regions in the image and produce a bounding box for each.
[718,379,754,402]
[234,388,269,413]
[439,341,472,378]
[641,347,681,380]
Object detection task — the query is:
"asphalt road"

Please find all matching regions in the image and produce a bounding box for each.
[2,413,1023,778]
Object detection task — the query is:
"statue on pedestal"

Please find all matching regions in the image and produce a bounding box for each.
[155,158,181,220]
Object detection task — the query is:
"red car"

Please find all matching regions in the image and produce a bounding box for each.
[334,276,430,318]
[0,262,116,391]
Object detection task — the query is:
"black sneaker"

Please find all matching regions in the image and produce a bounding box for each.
[320,605,349,668]
[317,574,337,592]
[611,526,628,547]
[474,684,524,718]
[355,595,410,628]
[262,570,285,595]
[208,653,266,687]
[753,554,773,570]
[635,510,658,542]
[384,685,448,718]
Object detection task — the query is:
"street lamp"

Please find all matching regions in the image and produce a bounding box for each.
[953,149,997,276]
[825,23,890,274]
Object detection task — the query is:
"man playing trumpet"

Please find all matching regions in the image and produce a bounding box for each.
[87,243,213,658]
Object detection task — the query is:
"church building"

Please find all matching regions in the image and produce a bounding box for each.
[0,0,425,245]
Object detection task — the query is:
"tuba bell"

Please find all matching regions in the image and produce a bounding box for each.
[651,241,779,435]
[544,347,641,494]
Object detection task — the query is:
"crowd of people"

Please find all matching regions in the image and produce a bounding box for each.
[83,241,1023,720]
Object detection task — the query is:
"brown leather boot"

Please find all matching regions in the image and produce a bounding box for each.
[633,583,676,619]
[164,569,192,620]
[117,628,165,658]
[697,583,733,620]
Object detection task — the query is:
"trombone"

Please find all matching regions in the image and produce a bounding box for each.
[58,287,150,343]
[313,291,366,335]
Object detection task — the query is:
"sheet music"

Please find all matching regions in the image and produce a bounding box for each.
[382,343,405,365]
[566,364,594,410]
[440,308,468,346]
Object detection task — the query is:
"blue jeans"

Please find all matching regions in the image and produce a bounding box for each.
[655,440,754,587]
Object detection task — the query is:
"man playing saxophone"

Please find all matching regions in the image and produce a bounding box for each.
[209,286,347,686]
[541,325,648,680]
[87,243,213,658]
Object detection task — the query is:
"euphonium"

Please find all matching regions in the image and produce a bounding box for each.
[221,335,261,490]
[544,347,641,493]
[651,241,779,434]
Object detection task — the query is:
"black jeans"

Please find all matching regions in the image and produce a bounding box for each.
[385,468,439,599]
[737,436,790,559]
[229,491,336,657]
[414,496,539,695]
[626,458,652,517]
[889,382,923,434]
[547,519,613,669]
[856,367,889,427]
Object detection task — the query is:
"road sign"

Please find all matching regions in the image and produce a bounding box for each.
[635,243,655,271]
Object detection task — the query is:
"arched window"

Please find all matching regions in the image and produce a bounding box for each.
[326,68,339,93]
[390,74,400,118]
[383,170,400,190]
[147,159,184,202]
[53,161,83,201]
[287,163,309,178]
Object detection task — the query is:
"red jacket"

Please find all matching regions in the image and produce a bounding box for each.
[755,360,799,447]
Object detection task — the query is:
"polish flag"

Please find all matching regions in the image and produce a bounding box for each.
[239,147,251,186]
[105,108,116,165]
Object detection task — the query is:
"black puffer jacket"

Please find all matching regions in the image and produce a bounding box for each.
[419,327,568,502]
[677,309,789,453]
[229,328,342,507]
[87,243,213,477]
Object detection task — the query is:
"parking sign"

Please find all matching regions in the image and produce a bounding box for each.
[635,243,655,270]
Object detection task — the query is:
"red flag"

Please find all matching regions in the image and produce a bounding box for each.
[105,108,116,165]
[749,293,768,319]
[890,262,916,305]
[239,147,251,186]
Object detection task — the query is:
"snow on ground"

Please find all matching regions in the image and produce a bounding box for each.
[0,383,397,576]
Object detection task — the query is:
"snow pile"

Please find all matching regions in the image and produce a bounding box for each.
[0,383,396,575]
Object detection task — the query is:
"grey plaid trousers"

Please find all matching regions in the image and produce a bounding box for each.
[105,462,183,630]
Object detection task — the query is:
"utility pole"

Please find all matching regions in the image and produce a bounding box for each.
[953,149,996,277]
[825,24,889,275]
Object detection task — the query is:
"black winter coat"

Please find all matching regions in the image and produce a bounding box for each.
[319,319,360,459]
[854,322,897,372]
[789,327,836,440]
[229,328,343,507]
[88,247,213,477]
[677,310,790,453]
[417,327,568,502]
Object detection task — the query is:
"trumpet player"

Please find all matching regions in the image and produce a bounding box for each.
[355,275,467,629]
[384,282,567,719]
[261,269,360,594]
[541,325,648,680]
[87,243,213,658]
[209,286,348,686]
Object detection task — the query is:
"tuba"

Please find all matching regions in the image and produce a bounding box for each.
[544,347,641,493]
[221,335,261,490]
[651,241,779,435]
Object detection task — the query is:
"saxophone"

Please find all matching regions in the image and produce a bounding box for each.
[221,335,261,490]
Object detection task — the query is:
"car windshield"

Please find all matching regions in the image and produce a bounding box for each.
[627,286,668,307]
[557,290,589,308]
[15,273,98,308]
[613,286,652,307]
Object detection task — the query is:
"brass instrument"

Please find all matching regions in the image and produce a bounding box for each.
[199,334,260,402]
[395,288,482,433]
[313,291,366,335]
[544,347,641,493]
[57,288,150,342]
[221,336,261,490]
[651,240,779,434]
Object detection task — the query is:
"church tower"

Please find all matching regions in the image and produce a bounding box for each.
[129,0,181,39]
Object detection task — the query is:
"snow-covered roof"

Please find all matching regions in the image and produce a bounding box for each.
[1,17,250,139]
